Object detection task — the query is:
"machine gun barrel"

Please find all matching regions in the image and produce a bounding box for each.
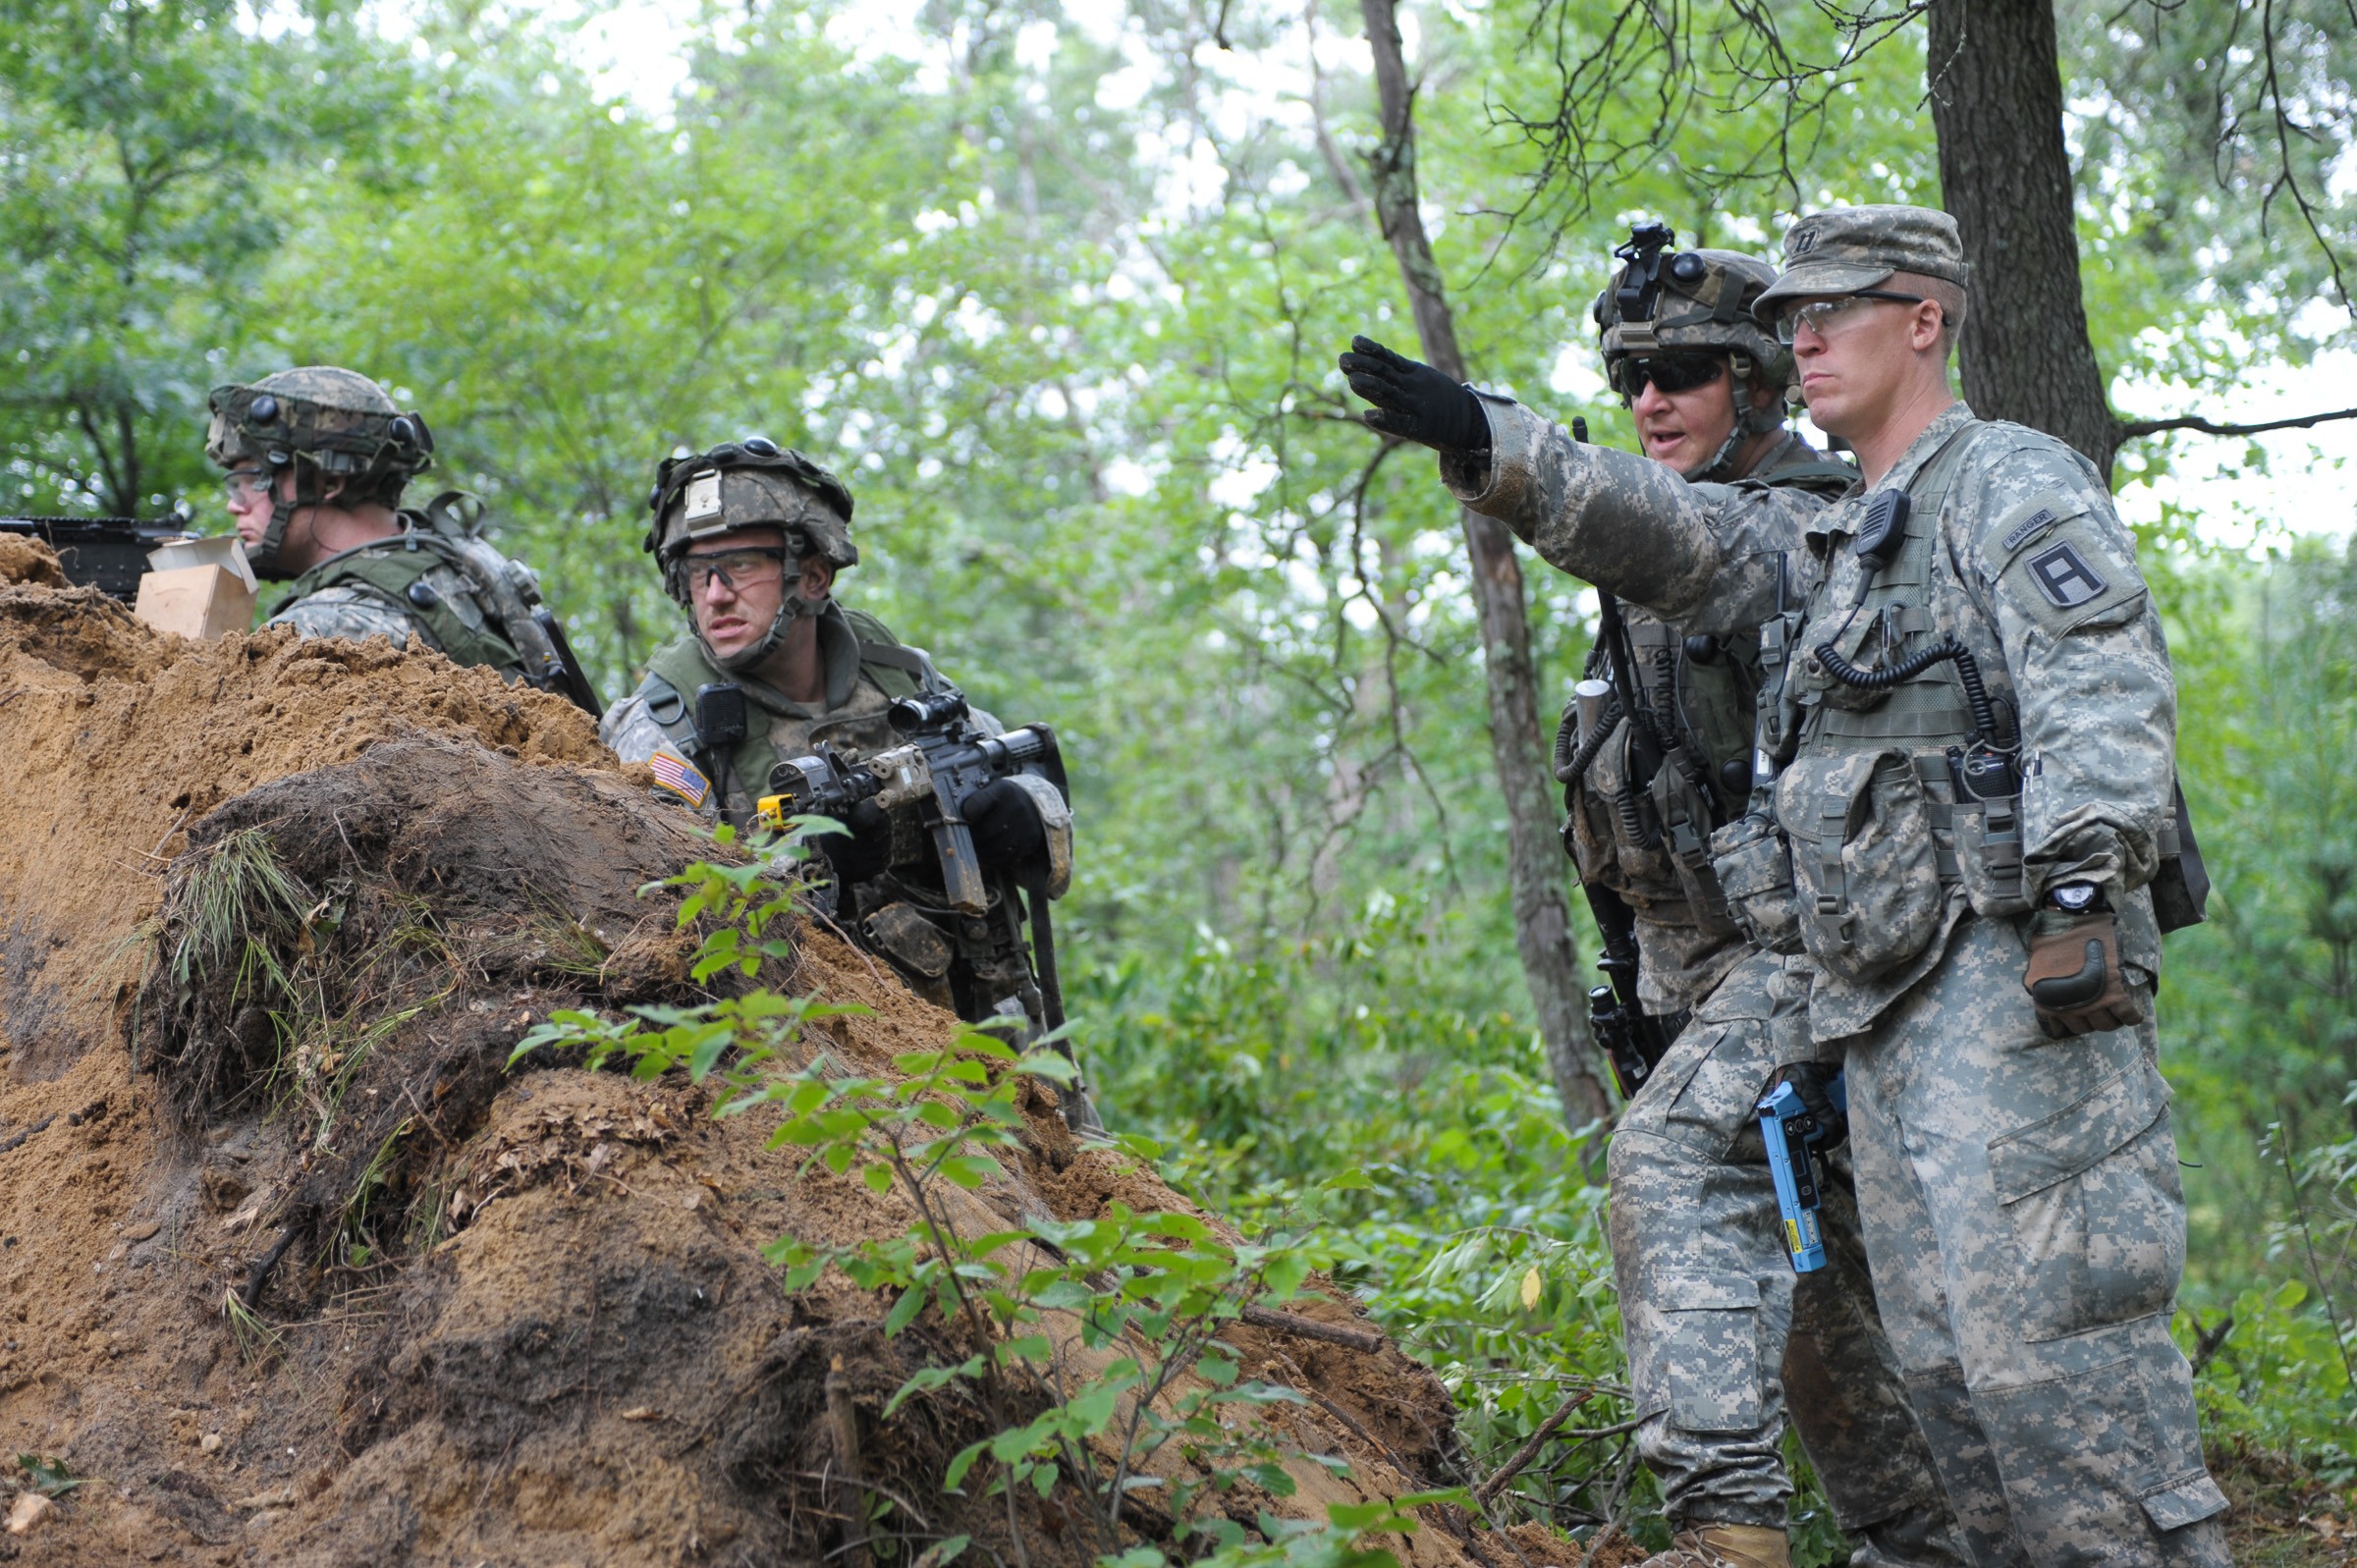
[2,515,192,602]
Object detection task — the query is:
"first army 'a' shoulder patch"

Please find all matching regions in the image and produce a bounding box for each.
[1990,491,2145,634]
[2025,539,2109,610]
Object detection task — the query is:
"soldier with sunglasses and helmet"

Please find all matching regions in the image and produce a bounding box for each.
[1341,229,1979,1568]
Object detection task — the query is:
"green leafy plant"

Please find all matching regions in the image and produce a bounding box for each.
[516,833,1448,1564]
[15,1453,85,1499]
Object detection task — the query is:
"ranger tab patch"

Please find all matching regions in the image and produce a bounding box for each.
[2002,507,2059,553]
[2026,541,2109,610]
[649,746,712,809]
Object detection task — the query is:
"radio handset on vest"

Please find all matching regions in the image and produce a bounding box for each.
[1850,489,1909,586]
[694,681,749,827]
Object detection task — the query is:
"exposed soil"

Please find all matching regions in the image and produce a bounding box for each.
[0,570,1510,1567]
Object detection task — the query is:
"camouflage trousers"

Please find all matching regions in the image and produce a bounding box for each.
[1609,949,1979,1565]
[1841,914,2229,1567]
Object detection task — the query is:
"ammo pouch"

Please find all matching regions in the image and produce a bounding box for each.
[1949,770,2031,919]
[1707,813,1802,955]
[1776,747,1944,984]
[1651,758,1737,938]
[1568,720,1686,901]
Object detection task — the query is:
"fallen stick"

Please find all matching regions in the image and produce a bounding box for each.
[1473,1388,1596,1505]
[239,1219,303,1312]
[1238,1303,1385,1352]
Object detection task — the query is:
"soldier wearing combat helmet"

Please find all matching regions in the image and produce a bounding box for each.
[204,367,594,705]
[601,440,1060,886]
[1341,229,1981,1568]
[602,439,1091,1125]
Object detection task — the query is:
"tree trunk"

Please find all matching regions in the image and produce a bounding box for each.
[1356,0,1613,1129]
[1926,0,2120,477]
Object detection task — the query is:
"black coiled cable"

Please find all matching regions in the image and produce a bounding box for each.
[1555,699,1623,784]
[1813,633,2002,742]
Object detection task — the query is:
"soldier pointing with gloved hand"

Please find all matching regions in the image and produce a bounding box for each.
[1345,229,1978,1568]
[1359,204,2223,1565]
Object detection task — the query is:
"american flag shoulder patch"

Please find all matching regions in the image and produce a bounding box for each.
[648,747,711,809]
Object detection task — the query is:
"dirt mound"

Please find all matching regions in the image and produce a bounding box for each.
[0,584,1499,1567]
[0,535,69,589]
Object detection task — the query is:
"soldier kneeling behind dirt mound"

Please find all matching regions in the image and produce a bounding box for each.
[206,366,599,711]
[604,439,1100,1134]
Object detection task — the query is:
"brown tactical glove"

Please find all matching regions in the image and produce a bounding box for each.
[2023,908,2151,1038]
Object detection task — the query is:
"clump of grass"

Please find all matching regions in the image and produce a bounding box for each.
[141,828,317,1117]
[166,826,310,1003]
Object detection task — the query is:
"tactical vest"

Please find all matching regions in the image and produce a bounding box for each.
[635,607,937,820]
[268,510,527,680]
[1564,452,1856,933]
[1715,422,2201,1004]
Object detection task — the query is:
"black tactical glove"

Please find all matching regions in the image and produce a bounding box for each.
[815,797,895,885]
[964,777,1047,871]
[1759,1061,1848,1150]
[2024,909,2150,1038]
[1338,336,1491,452]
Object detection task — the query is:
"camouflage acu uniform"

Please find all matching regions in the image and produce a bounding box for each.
[1457,206,2226,1563]
[1445,411,1976,1566]
[600,599,956,822]
[265,519,530,680]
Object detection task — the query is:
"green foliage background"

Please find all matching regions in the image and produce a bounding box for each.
[5,0,2356,1548]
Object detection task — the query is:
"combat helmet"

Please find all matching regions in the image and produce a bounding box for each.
[1592,223,1795,482]
[204,366,435,577]
[644,438,857,675]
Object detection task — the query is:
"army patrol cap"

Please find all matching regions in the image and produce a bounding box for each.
[1754,204,1971,319]
[646,438,857,596]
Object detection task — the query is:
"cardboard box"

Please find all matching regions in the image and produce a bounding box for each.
[134,535,259,640]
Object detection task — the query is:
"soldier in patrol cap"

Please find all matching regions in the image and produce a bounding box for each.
[1343,236,1977,1568]
[601,438,1056,895]
[1413,203,2225,1564]
[206,368,582,695]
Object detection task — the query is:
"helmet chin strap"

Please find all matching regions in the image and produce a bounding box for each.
[247,488,304,579]
[699,588,828,676]
[1681,354,1783,483]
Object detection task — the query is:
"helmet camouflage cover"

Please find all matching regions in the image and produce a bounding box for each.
[203,366,435,577]
[204,366,434,509]
[644,438,857,603]
[1592,231,1794,397]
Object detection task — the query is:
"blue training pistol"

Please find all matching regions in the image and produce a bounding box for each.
[1757,1071,1846,1273]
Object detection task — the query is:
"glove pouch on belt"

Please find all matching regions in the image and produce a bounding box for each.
[1707,812,1803,955]
[1777,746,1943,985]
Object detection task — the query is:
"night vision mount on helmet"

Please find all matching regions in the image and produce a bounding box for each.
[1593,223,1796,483]
[204,366,436,578]
[644,438,859,676]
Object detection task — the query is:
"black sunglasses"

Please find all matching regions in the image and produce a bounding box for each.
[1609,353,1727,401]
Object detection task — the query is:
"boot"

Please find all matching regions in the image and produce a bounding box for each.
[1634,1524,1791,1568]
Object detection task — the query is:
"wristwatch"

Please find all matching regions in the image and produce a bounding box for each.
[2045,882,2102,913]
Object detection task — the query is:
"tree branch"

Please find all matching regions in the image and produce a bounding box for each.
[2116,404,2357,442]
[1473,1387,1595,1503]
